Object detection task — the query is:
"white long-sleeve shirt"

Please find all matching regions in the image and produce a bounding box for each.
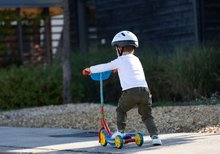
[90,54,149,91]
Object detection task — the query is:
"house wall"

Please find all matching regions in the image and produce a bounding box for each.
[68,0,220,50]
[202,0,220,42]
[69,0,88,51]
[68,0,78,49]
[95,0,197,50]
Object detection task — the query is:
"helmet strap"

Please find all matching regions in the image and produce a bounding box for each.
[116,47,124,56]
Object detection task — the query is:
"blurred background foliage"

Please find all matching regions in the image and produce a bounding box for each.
[0,46,220,110]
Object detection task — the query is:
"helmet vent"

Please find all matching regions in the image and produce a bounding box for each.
[121,33,125,36]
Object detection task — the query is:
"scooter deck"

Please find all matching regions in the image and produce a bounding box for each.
[105,133,136,145]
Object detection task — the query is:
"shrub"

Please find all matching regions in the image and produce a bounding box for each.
[163,47,220,101]
[78,47,220,104]
[135,46,220,103]
[0,65,62,110]
[0,46,219,110]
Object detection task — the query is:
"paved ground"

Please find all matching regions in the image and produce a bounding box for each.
[0,126,220,154]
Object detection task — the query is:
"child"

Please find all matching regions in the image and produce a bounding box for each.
[82,30,162,145]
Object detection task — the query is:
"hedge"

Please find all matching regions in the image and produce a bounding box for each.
[0,46,219,110]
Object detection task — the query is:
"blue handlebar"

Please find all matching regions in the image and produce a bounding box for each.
[90,71,112,81]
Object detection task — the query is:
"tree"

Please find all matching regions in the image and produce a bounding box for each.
[63,0,72,104]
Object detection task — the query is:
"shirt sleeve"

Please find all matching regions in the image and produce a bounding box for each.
[90,59,118,73]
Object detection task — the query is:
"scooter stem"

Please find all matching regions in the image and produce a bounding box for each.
[99,73,112,135]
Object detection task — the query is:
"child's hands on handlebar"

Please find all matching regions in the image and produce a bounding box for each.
[82,68,91,75]
[82,68,117,75]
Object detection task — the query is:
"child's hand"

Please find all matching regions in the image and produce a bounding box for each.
[82,68,91,75]
[112,69,118,73]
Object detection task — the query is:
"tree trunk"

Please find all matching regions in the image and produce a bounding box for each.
[63,0,72,104]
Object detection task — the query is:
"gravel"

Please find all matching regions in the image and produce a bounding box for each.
[0,103,219,134]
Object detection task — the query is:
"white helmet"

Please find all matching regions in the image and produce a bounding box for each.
[111,30,139,48]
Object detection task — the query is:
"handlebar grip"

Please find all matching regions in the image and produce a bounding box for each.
[112,69,117,73]
[82,69,91,75]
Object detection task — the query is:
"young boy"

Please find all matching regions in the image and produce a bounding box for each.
[82,30,162,145]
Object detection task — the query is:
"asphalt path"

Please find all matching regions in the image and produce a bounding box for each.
[0,126,219,154]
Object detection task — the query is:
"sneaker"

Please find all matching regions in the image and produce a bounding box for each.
[151,135,162,146]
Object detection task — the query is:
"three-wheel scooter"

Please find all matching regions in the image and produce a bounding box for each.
[83,70,144,149]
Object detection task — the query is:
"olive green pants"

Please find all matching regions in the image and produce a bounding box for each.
[116,87,159,137]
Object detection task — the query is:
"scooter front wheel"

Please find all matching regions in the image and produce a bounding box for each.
[115,135,123,149]
[99,130,107,146]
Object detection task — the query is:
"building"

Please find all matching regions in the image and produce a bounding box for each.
[1,0,220,66]
[89,0,220,50]
[0,0,64,65]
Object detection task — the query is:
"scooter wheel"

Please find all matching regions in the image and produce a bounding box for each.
[115,135,123,149]
[100,130,107,146]
[135,133,144,146]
